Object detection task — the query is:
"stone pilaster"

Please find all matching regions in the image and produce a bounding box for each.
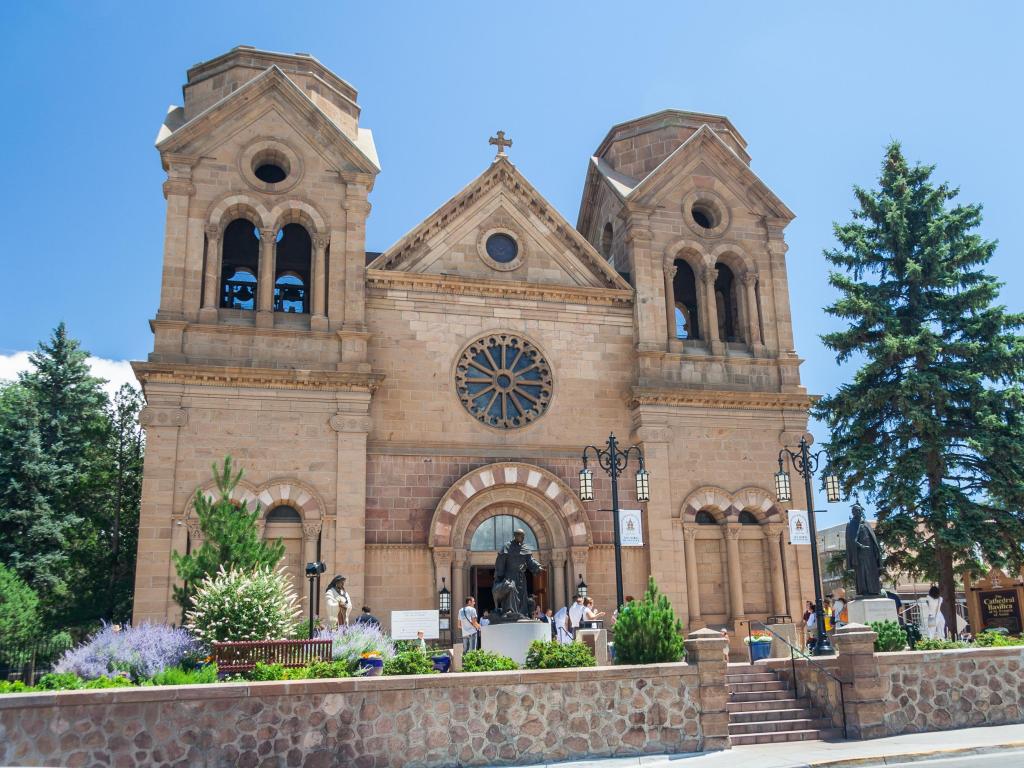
[702,266,724,355]
[156,155,196,320]
[742,271,764,356]
[256,227,277,328]
[663,263,677,348]
[329,393,371,611]
[833,623,886,739]
[764,524,788,616]
[199,224,221,323]
[724,523,745,621]
[683,526,703,628]
[311,234,329,331]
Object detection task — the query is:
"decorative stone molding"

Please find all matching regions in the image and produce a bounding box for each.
[682,188,732,240]
[679,485,783,522]
[741,271,758,288]
[204,224,221,241]
[134,362,383,393]
[138,406,187,429]
[329,413,371,433]
[629,387,815,412]
[312,234,329,251]
[302,523,322,541]
[185,520,203,542]
[764,524,784,540]
[205,193,273,231]
[256,480,325,523]
[682,526,699,542]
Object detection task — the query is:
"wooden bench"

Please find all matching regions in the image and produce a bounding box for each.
[211,639,333,673]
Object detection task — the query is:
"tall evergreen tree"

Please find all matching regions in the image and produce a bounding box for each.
[173,457,285,611]
[814,143,1024,634]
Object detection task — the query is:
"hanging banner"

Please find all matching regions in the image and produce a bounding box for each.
[788,509,811,545]
[619,509,644,546]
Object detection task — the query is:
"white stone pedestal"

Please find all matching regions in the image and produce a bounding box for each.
[847,597,898,625]
[480,621,550,665]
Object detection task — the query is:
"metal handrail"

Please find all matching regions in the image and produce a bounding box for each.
[747,620,847,739]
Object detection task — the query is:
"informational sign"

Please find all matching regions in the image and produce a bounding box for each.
[619,509,644,546]
[788,509,811,545]
[979,589,1023,634]
[390,610,440,640]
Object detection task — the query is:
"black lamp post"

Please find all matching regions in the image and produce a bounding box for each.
[775,436,841,656]
[580,433,649,610]
[304,561,326,639]
[438,577,452,645]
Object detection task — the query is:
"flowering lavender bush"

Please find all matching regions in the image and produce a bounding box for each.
[186,566,301,645]
[316,623,395,667]
[54,623,202,681]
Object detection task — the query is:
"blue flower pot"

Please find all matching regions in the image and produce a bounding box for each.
[431,655,451,673]
[749,641,772,662]
[357,657,384,676]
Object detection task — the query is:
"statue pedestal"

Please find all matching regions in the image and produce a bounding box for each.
[576,628,609,665]
[766,623,798,658]
[480,621,550,665]
[847,597,898,625]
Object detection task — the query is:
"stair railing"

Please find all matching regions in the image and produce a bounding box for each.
[746,620,848,739]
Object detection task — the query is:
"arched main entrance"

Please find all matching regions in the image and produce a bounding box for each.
[429,462,593,618]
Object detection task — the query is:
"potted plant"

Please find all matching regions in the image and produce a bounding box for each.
[357,651,384,676]
[744,630,773,662]
[430,651,451,673]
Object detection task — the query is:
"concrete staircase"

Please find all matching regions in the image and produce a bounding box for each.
[726,664,841,745]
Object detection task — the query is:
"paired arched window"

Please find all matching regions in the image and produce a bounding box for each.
[218,219,312,314]
[220,219,260,310]
[274,223,311,314]
[673,259,700,340]
[601,223,613,259]
[714,262,741,343]
[266,505,302,523]
[738,510,759,525]
[695,510,717,525]
[469,515,539,551]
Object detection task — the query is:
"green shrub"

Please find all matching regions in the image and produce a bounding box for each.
[303,660,351,679]
[462,650,518,672]
[35,672,84,690]
[148,664,219,686]
[0,564,41,645]
[870,620,907,652]
[612,576,685,665]
[975,630,1024,647]
[83,675,135,689]
[525,640,596,669]
[913,638,971,651]
[0,680,31,694]
[384,650,437,676]
[246,662,288,681]
[186,566,301,644]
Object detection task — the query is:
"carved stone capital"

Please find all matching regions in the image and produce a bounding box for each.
[741,271,758,287]
[724,523,743,541]
[162,179,194,198]
[205,224,221,241]
[185,519,203,542]
[550,548,568,565]
[663,264,678,279]
[764,523,784,540]
[329,413,371,433]
[701,266,718,285]
[432,548,454,570]
[139,406,188,429]
[259,228,278,245]
[302,522,323,541]
[313,234,329,251]
[683,526,699,542]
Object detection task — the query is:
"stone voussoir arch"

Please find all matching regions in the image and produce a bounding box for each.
[255,478,325,524]
[429,462,592,549]
[710,241,757,278]
[679,485,782,523]
[268,197,328,235]
[664,237,707,271]
[206,193,272,232]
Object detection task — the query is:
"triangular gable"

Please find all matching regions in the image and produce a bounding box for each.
[156,66,380,175]
[626,125,793,220]
[370,157,631,291]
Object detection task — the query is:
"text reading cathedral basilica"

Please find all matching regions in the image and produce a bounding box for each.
[132,47,818,643]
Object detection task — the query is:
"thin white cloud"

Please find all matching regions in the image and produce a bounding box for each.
[0,352,137,398]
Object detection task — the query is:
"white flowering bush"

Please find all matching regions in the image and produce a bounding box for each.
[185,566,301,645]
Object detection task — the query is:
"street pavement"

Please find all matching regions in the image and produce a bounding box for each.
[510,723,1024,768]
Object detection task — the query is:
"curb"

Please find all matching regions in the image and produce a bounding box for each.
[806,740,1024,767]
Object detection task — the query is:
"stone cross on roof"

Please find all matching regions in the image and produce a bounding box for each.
[489,130,512,158]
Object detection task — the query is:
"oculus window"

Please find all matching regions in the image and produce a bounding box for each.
[455,334,552,429]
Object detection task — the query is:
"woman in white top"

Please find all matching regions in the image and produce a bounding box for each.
[324,575,352,629]
[581,597,605,628]
[924,585,946,639]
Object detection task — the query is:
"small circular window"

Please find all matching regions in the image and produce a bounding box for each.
[254,163,287,183]
[250,149,290,185]
[691,202,719,230]
[485,233,518,263]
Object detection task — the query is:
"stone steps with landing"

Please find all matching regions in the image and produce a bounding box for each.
[726,664,836,745]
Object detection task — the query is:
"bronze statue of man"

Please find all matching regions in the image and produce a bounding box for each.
[846,504,883,596]
[491,528,544,622]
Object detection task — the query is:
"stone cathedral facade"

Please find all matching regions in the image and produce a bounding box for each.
[133,46,817,640]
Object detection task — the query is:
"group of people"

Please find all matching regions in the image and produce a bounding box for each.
[323,575,382,629]
[457,593,609,651]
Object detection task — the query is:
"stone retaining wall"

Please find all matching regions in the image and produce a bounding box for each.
[0,663,708,768]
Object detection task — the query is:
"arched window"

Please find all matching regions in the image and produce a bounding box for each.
[221,219,260,310]
[470,515,539,551]
[274,223,311,314]
[714,263,741,342]
[738,510,759,525]
[673,259,700,340]
[601,223,613,259]
[695,510,717,525]
[266,505,302,523]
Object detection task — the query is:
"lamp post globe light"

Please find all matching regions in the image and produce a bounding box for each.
[775,436,841,656]
[579,433,648,610]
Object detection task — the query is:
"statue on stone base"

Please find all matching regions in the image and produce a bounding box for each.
[846,503,883,597]
[491,529,544,623]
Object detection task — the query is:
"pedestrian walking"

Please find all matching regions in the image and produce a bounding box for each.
[458,597,481,652]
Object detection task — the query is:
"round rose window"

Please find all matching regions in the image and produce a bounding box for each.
[455,334,552,428]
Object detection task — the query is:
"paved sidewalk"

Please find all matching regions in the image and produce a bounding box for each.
[523,723,1024,768]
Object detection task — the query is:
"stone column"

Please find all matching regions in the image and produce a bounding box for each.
[622,211,662,352]
[683,526,703,627]
[684,628,730,751]
[833,623,885,739]
[199,224,221,323]
[329,395,371,611]
[570,547,588,597]
[702,266,724,355]
[742,272,763,355]
[551,549,567,609]
[663,263,677,347]
[257,227,277,328]
[724,523,746,621]
[764,524,788,616]
[452,553,467,620]
[302,522,322,618]
[156,156,195,320]
[311,234,329,331]
[340,186,371,361]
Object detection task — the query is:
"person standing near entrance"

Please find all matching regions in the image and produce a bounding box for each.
[458,597,482,652]
[567,594,586,638]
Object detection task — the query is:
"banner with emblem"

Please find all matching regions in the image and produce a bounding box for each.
[619,509,644,546]
[788,509,811,545]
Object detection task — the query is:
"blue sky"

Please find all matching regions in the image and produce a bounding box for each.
[2,2,1021,529]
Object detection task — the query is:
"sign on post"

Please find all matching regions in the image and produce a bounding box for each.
[979,589,1023,635]
[390,610,440,640]
[619,509,643,546]
[787,509,811,545]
